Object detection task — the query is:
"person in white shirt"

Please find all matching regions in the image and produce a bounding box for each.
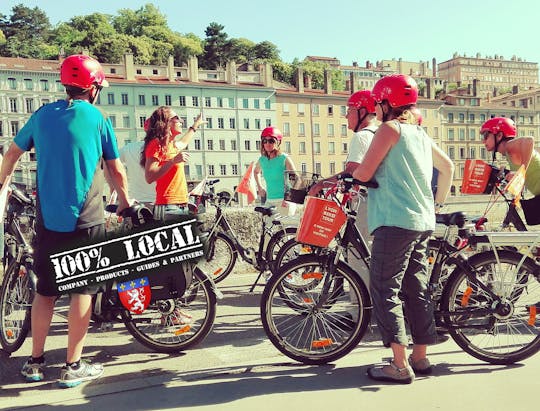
[119,140,155,206]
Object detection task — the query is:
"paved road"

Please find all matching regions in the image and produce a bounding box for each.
[1,270,539,411]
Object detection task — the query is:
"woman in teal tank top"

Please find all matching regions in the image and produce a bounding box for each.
[352,75,454,384]
[254,126,297,216]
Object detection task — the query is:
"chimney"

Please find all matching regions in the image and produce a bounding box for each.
[261,62,273,87]
[426,78,432,99]
[473,79,478,96]
[324,70,333,95]
[305,75,312,89]
[167,55,174,82]
[225,61,237,85]
[467,84,472,95]
[432,57,436,77]
[187,56,198,82]
[124,53,135,81]
[349,72,357,93]
[296,68,304,93]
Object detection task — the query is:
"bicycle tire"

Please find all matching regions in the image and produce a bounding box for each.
[441,250,540,364]
[261,254,371,364]
[265,226,297,273]
[122,267,217,353]
[198,232,237,284]
[0,261,34,353]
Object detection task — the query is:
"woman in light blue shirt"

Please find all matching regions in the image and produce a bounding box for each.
[353,74,454,384]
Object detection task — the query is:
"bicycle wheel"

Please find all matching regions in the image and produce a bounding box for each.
[197,232,237,283]
[266,227,297,271]
[122,267,217,353]
[0,261,34,353]
[441,250,540,364]
[261,255,371,364]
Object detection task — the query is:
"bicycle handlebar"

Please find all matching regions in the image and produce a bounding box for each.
[337,173,378,189]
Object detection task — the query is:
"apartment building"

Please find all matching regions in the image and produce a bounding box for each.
[438,53,539,98]
[0,55,276,197]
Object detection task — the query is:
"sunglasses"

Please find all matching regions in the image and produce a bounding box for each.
[262,138,277,144]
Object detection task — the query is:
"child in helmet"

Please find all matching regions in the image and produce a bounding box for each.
[254,126,297,216]
[352,74,454,383]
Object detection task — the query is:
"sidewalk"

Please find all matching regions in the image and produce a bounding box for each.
[1,271,538,411]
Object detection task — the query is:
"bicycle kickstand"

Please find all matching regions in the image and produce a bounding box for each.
[248,270,268,293]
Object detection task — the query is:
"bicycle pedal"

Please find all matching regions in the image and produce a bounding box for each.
[96,322,114,332]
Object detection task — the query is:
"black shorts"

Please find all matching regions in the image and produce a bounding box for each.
[33,224,105,296]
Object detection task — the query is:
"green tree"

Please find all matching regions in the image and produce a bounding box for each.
[253,41,280,61]
[0,4,53,58]
[272,60,294,84]
[228,38,256,63]
[200,22,230,69]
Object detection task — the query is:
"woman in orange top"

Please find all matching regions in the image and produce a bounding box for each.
[141,106,204,220]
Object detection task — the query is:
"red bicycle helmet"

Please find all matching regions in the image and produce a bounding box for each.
[372,74,418,107]
[347,90,376,113]
[60,54,109,89]
[261,126,283,141]
[480,117,516,138]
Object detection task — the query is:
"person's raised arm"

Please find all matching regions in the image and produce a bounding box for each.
[176,114,205,151]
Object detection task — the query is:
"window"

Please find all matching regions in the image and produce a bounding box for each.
[207,140,214,150]
[194,140,201,150]
[219,140,225,151]
[448,129,455,140]
[243,118,250,129]
[40,79,49,91]
[458,113,465,123]
[448,113,454,123]
[480,114,486,123]
[122,116,130,128]
[152,95,159,106]
[205,97,211,107]
[208,165,215,176]
[327,124,334,137]
[470,147,476,158]
[342,142,348,153]
[298,103,305,115]
[8,78,16,90]
[329,162,336,174]
[448,147,455,159]
[217,97,223,107]
[264,99,271,109]
[301,163,307,173]
[24,79,33,90]
[314,142,321,154]
[284,141,291,153]
[298,123,305,136]
[25,98,34,113]
[459,147,466,159]
[107,93,115,105]
[231,140,237,151]
[152,69,158,75]
[283,123,290,136]
[195,164,203,177]
[179,96,186,106]
[341,125,347,136]
[121,94,129,105]
[165,95,171,105]
[0,121,3,136]
[41,99,49,106]
[206,117,213,128]
[313,124,320,136]
[315,162,321,175]
[192,96,199,107]
[109,115,116,128]
[255,119,261,129]
[254,99,260,109]
[9,98,17,113]
[328,142,335,154]
[228,97,235,108]
[11,121,19,136]
[255,141,261,151]
[229,118,236,129]
[138,116,145,128]
[218,118,224,129]
[299,142,306,154]
[244,140,251,150]
[232,164,238,175]
[312,104,320,115]
[242,98,249,109]
[282,103,289,114]
[138,95,146,105]
[469,113,475,123]
[459,129,465,140]
[328,105,333,115]
[340,106,346,116]
[220,164,226,175]
[469,129,476,140]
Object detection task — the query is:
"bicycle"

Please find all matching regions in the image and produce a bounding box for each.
[0,203,217,354]
[0,184,37,353]
[261,175,540,365]
[194,178,300,291]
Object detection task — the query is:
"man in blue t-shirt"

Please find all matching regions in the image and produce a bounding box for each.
[0,54,130,388]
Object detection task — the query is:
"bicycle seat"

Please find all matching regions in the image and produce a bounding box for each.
[10,185,33,205]
[254,206,276,217]
[436,212,466,228]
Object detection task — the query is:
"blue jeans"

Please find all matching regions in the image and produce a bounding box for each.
[154,204,190,221]
[369,226,436,347]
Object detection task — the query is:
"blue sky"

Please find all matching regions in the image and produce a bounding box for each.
[2,0,540,67]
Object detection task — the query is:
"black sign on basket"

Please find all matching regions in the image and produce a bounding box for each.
[50,219,204,294]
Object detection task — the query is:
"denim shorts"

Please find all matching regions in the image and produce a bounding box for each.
[153,204,190,221]
[369,226,436,347]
